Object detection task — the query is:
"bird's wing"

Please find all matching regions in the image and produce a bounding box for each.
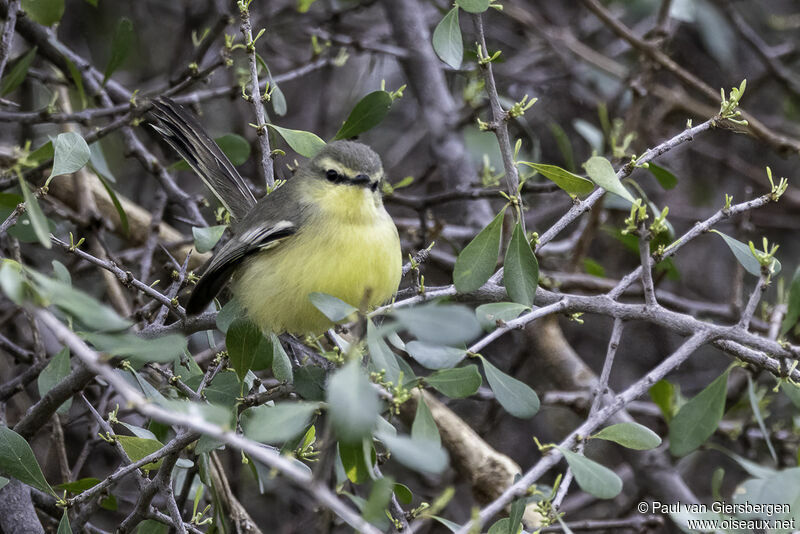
[149,97,257,220]
[186,218,297,314]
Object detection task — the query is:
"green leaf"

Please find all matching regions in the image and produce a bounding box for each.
[548,122,575,172]
[377,432,448,474]
[649,379,677,423]
[669,370,729,456]
[192,225,226,254]
[393,483,413,505]
[135,520,168,534]
[503,222,539,306]
[309,292,358,322]
[52,259,71,284]
[216,298,244,333]
[487,518,521,534]
[267,124,325,158]
[747,375,777,463]
[592,422,662,450]
[453,208,504,293]
[425,365,482,398]
[27,269,132,331]
[58,510,72,534]
[0,260,24,305]
[405,341,466,370]
[455,0,490,13]
[557,447,622,499]
[432,7,462,69]
[55,477,100,493]
[327,359,379,443]
[21,0,63,26]
[366,319,401,385]
[65,58,87,108]
[476,302,529,331]
[241,402,319,444]
[115,436,164,472]
[0,47,37,96]
[711,230,780,276]
[95,172,129,236]
[411,397,441,447]
[270,333,293,383]
[226,318,264,382]
[481,356,539,418]
[334,91,393,140]
[37,347,72,415]
[393,303,482,346]
[647,162,678,190]
[47,132,91,185]
[103,18,134,85]
[518,162,594,195]
[781,382,800,410]
[294,365,326,401]
[362,476,394,527]
[508,495,525,534]
[780,266,800,336]
[81,332,187,364]
[216,133,251,165]
[17,175,50,249]
[339,440,374,484]
[297,0,318,12]
[0,425,56,496]
[583,156,635,204]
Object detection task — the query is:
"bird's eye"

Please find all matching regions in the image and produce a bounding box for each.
[326,169,340,182]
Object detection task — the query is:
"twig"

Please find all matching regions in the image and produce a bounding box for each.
[453,330,712,534]
[238,0,274,187]
[0,0,20,81]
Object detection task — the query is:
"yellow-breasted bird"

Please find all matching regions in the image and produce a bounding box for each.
[149,98,402,335]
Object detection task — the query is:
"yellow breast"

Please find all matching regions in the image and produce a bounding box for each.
[232,182,402,335]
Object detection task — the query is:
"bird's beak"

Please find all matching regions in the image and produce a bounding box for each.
[351,174,372,187]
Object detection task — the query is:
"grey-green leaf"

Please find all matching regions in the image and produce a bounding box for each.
[557,447,622,499]
[711,230,780,276]
[0,47,37,96]
[456,0,490,13]
[226,318,264,382]
[192,225,226,254]
[425,365,482,398]
[518,162,594,195]
[476,302,529,331]
[453,209,504,293]
[583,156,635,204]
[366,320,401,384]
[747,375,777,463]
[334,91,393,140]
[393,303,482,346]
[780,266,800,336]
[376,432,448,474]
[27,270,131,331]
[309,292,358,322]
[327,360,379,443]
[37,347,72,415]
[669,370,729,456]
[57,510,72,534]
[103,18,134,85]
[592,422,662,450]
[0,425,56,496]
[241,402,320,444]
[81,332,186,364]
[267,124,325,158]
[432,7,462,69]
[503,222,539,307]
[17,175,50,249]
[405,341,466,370]
[411,397,441,447]
[48,132,90,184]
[216,133,251,166]
[647,162,678,190]
[270,333,293,383]
[481,356,539,418]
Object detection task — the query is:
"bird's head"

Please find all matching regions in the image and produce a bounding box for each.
[306,140,384,193]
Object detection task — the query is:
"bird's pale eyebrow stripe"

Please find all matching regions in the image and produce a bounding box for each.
[317,156,360,178]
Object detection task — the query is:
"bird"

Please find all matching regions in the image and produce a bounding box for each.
[149,97,402,335]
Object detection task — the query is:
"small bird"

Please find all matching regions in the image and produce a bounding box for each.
[149,98,402,335]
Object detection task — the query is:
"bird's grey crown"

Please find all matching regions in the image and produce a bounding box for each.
[313,140,383,175]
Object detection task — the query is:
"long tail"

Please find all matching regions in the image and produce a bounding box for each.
[149,97,257,221]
